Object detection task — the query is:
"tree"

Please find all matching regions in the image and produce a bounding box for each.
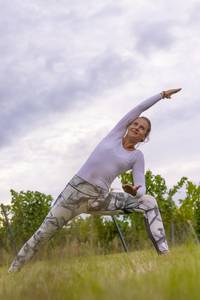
[179,180,200,240]
[10,190,52,246]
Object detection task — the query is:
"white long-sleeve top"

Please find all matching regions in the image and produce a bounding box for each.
[76,93,162,197]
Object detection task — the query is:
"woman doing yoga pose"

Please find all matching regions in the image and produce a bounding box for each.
[8,88,181,272]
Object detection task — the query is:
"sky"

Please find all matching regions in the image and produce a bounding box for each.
[1,0,200,204]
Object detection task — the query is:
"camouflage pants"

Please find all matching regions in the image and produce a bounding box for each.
[8,175,168,272]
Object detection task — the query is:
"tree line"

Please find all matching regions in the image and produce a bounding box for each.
[0,170,199,258]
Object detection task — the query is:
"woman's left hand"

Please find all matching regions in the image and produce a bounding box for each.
[122,184,141,196]
[161,88,182,99]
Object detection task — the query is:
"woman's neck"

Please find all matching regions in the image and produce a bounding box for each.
[122,136,137,151]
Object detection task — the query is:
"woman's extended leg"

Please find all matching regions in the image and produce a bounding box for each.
[8,183,90,272]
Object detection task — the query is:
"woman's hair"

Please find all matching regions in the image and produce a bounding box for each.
[140,116,151,139]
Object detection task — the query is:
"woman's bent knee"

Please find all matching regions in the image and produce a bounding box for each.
[138,194,158,211]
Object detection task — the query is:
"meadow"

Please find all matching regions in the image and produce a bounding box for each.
[0,244,199,300]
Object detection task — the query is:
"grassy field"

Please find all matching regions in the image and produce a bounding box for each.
[0,244,200,300]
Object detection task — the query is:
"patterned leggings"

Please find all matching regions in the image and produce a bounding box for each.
[8,175,168,272]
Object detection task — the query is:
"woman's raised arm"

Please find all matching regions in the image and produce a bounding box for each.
[106,88,181,138]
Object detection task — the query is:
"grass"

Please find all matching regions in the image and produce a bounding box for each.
[0,244,200,300]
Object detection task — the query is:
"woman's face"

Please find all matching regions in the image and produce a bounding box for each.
[127,117,149,142]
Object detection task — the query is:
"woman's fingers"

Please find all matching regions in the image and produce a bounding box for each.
[169,88,182,96]
[172,88,182,93]
[162,88,182,99]
[134,185,142,191]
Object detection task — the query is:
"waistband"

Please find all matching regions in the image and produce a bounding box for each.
[69,175,108,197]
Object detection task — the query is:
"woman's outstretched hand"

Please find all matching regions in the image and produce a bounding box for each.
[161,88,182,99]
[122,184,141,196]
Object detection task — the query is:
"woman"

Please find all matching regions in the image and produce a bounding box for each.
[8,88,181,272]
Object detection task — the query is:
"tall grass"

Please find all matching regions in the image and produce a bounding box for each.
[0,244,200,300]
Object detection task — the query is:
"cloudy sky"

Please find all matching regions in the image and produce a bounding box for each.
[1,0,200,204]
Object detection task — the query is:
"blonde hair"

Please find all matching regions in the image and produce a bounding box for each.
[140,116,151,139]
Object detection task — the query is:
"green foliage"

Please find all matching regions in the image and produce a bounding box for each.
[67,215,130,253]
[179,181,196,221]
[179,181,200,239]
[0,204,12,252]
[9,189,52,246]
[120,171,133,185]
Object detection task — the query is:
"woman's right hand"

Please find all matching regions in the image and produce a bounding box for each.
[161,88,182,99]
[122,184,141,196]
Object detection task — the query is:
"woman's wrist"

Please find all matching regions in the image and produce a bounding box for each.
[160,91,166,99]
